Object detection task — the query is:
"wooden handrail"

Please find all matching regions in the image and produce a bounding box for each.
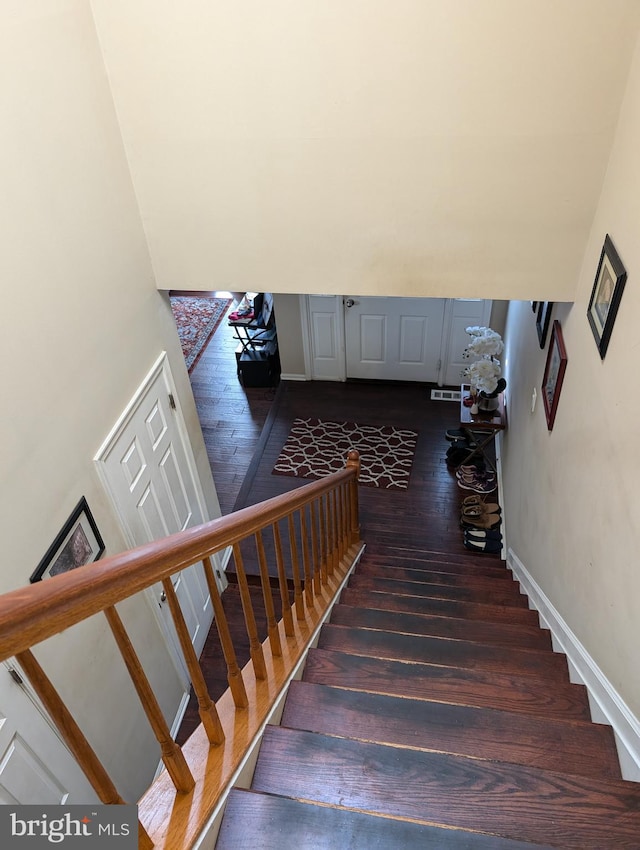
[0,466,357,662]
[0,457,361,850]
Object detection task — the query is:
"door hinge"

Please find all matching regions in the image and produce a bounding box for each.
[436,359,442,372]
[7,667,23,686]
[168,393,176,410]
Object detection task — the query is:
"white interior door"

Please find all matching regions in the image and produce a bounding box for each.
[344,296,446,381]
[0,663,98,804]
[95,352,215,685]
[441,299,494,387]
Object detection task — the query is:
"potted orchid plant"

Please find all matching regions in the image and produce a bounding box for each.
[462,326,506,410]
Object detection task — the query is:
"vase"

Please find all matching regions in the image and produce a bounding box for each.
[477,394,499,412]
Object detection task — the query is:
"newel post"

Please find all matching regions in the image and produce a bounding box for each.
[345,449,361,545]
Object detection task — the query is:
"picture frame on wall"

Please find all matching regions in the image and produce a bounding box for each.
[30,497,105,582]
[535,301,554,348]
[542,320,568,431]
[587,234,627,359]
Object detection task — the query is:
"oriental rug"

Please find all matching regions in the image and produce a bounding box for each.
[272,418,418,491]
[170,296,231,372]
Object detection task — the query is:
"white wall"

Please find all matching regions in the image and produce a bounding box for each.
[91,0,640,301]
[0,1,219,801]
[501,30,640,727]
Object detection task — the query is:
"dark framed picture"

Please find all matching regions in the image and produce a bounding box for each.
[542,320,568,431]
[587,234,627,359]
[30,497,105,582]
[535,301,554,348]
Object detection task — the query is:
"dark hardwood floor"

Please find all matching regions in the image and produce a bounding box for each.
[175,295,496,743]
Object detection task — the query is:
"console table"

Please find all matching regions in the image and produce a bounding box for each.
[457,385,506,473]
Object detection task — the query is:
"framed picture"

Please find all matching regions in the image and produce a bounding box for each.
[542,320,568,431]
[30,497,105,582]
[587,234,627,359]
[535,301,554,348]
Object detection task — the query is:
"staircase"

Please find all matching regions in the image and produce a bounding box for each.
[215,542,640,849]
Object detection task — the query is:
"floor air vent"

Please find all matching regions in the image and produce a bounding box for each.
[430,389,461,402]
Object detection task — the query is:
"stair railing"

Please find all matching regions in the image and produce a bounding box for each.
[0,452,361,850]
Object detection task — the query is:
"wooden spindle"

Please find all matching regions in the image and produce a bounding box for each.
[336,483,345,562]
[299,507,314,607]
[201,556,248,709]
[319,494,329,584]
[287,514,305,621]
[103,606,194,793]
[160,578,224,745]
[231,544,266,680]
[272,522,295,636]
[327,489,337,576]
[310,499,322,595]
[254,531,282,657]
[15,648,127,804]
[346,449,361,544]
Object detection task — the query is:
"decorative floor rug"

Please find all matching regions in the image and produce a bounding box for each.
[170,296,231,372]
[272,418,418,490]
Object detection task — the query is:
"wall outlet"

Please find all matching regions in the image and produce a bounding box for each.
[531,387,537,413]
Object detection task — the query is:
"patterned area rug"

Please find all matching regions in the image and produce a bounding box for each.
[170,296,231,372]
[272,418,418,490]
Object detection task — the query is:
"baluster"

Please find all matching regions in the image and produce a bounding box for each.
[231,544,267,680]
[15,649,127,803]
[319,494,329,583]
[272,522,295,636]
[15,649,154,847]
[160,578,224,744]
[336,483,345,563]
[299,507,314,607]
[287,514,305,620]
[254,531,282,657]
[103,606,194,793]
[310,499,322,595]
[346,449,361,544]
[201,556,248,709]
[327,489,337,576]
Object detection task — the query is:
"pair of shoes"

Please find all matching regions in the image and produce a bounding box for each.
[464,536,502,554]
[458,477,498,494]
[462,495,501,512]
[460,507,501,527]
[445,429,478,447]
[465,527,502,541]
[456,465,492,479]
[461,502,501,519]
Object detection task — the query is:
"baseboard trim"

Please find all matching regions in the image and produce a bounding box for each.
[279,372,308,381]
[507,548,640,781]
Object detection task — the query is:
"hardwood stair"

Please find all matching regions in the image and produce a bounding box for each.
[215,546,640,848]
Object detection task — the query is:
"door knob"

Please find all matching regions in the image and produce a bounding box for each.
[345,298,356,308]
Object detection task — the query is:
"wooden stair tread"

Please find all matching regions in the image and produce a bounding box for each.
[303,648,592,720]
[252,726,640,849]
[318,623,569,680]
[357,561,518,590]
[217,788,556,850]
[347,574,529,608]
[358,552,513,579]
[360,540,504,566]
[330,604,552,651]
[340,587,540,625]
[282,680,621,779]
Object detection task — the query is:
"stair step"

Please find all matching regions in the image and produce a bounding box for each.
[282,681,621,779]
[361,540,502,566]
[330,604,552,651]
[357,560,521,592]
[340,587,540,626]
[318,624,569,681]
[347,574,529,608]
[358,552,512,580]
[303,648,592,720]
[217,788,556,850]
[252,726,640,849]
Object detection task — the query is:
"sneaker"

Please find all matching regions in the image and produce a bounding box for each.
[465,528,502,541]
[464,537,502,554]
[457,477,497,494]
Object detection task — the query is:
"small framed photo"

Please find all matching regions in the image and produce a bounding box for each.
[30,497,105,582]
[587,234,627,359]
[542,320,568,431]
[535,301,554,349]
